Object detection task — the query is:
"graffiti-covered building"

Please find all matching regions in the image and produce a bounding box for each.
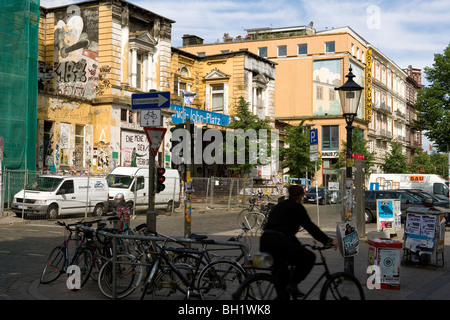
[37,0,174,174]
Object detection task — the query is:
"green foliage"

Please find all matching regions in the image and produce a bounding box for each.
[414,44,450,152]
[383,141,408,173]
[280,120,318,178]
[408,148,438,174]
[226,97,271,176]
[333,127,375,176]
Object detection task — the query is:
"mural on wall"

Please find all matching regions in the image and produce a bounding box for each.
[313,59,341,116]
[54,4,99,99]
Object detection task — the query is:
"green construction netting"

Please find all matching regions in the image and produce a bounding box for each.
[0,0,39,170]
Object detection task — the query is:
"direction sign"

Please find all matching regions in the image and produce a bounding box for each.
[132,91,170,109]
[140,109,162,127]
[144,127,167,157]
[310,129,318,145]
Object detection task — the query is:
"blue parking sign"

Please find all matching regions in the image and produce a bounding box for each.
[310,129,318,145]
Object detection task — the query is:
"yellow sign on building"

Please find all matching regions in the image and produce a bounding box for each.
[366,49,373,121]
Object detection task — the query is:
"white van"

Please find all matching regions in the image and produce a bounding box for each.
[106,167,181,213]
[11,176,109,219]
[368,173,449,200]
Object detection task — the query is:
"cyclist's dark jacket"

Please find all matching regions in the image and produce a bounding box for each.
[264,198,331,245]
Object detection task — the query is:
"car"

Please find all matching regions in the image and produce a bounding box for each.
[403,189,450,207]
[364,190,424,223]
[304,187,331,205]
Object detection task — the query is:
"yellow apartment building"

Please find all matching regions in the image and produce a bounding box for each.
[169,47,277,178]
[181,26,370,186]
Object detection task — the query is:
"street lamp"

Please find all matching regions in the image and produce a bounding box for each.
[335,66,364,274]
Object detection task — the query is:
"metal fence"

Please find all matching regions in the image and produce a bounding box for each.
[1,169,286,220]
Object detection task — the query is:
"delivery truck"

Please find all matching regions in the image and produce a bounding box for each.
[368,173,449,200]
[106,166,181,213]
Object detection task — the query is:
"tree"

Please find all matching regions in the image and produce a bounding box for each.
[408,148,436,173]
[333,127,375,177]
[383,141,408,173]
[226,97,271,176]
[414,44,450,153]
[280,120,317,178]
[430,151,448,177]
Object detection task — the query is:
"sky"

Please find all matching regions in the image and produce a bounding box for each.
[40,0,450,151]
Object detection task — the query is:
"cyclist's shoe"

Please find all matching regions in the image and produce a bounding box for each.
[286,284,305,300]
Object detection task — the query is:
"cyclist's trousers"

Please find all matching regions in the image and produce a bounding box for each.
[260,229,316,289]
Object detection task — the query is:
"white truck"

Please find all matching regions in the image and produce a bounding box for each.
[368,173,449,200]
[106,166,181,213]
[11,175,109,219]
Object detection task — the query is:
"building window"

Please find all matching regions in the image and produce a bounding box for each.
[297,43,307,55]
[221,50,230,54]
[277,45,287,57]
[316,86,323,100]
[329,88,335,101]
[258,47,267,58]
[322,125,339,150]
[136,53,143,89]
[325,41,335,53]
[211,84,224,112]
[197,52,206,57]
[74,124,85,168]
[121,109,128,122]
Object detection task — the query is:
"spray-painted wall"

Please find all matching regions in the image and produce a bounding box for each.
[37,1,174,174]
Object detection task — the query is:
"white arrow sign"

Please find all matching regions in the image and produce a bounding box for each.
[133,94,168,107]
[131,91,171,109]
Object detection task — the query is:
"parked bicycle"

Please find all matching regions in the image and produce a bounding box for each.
[139,232,247,300]
[40,221,94,288]
[232,242,365,300]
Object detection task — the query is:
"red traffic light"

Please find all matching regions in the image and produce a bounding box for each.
[156,167,166,193]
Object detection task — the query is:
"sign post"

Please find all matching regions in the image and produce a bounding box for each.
[310,129,319,226]
[132,91,170,232]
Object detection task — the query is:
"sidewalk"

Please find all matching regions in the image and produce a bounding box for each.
[2,205,450,300]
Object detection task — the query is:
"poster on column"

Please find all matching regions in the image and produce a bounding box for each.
[336,220,359,257]
[121,130,150,167]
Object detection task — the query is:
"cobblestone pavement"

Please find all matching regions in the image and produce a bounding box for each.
[1,203,450,303]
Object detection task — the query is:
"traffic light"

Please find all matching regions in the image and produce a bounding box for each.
[156,167,166,193]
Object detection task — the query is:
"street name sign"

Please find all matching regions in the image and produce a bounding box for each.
[132,91,170,109]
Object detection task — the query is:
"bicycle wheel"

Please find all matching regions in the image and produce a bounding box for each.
[40,246,65,284]
[97,254,142,299]
[244,211,266,236]
[232,272,277,300]
[236,208,251,228]
[71,248,94,288]
[148,263,194,300]
[320,272,365,300]
[198,260,246,300]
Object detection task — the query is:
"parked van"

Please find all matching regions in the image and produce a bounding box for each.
[106,167,181,213]
[11,176,109,219]
[368,174,449,200]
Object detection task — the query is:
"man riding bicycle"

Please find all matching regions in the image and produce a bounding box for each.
[260,184,337,299]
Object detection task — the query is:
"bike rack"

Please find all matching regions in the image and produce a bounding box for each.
[77,224,250,299]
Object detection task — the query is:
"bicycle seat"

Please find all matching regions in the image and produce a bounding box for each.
[190,233,208,240]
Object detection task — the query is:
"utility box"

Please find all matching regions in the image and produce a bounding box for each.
[367,238,402,290]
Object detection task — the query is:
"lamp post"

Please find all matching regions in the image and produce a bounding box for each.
[335,66,364,274]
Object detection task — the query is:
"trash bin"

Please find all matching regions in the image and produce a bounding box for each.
[367,238,402,290]
[402,198,448,268]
